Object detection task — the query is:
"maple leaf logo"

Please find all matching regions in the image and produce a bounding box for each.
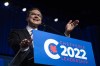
[50,45,57,53]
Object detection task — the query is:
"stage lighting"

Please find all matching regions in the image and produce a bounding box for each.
[22,8,27,12]
[4,2,9,6]
[54,18,58,22]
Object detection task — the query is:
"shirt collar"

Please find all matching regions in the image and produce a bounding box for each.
[26,25,38,35]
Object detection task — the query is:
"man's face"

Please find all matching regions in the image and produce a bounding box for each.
[27,9,42,26]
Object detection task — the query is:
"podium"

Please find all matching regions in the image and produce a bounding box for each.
[32,30,96,66]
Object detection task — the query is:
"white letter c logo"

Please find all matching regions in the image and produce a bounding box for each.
[44,39,60,59]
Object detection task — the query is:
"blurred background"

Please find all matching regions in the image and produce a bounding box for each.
[0,0,100,66]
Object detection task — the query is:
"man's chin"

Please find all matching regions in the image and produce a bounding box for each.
[33,21,41,24]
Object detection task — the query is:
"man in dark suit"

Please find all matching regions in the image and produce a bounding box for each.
[8,8,79,66]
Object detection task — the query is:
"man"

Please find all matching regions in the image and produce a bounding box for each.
[8,8,79,66]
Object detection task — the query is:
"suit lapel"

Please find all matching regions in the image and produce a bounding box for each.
[23,28,31,39]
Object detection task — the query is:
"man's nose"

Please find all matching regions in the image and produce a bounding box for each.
[34,15,38,18]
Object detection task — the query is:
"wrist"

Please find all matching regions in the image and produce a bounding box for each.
[65,30,71,36]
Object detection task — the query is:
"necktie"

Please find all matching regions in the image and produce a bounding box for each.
[30,30,34,48]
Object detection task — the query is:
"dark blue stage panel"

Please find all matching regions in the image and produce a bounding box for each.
[0,55,12,66]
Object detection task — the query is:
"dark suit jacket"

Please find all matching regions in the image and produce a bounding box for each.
[8,28,50,66]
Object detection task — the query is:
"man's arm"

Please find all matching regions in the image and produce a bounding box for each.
[8,30,21,53]
[8,29,32,66]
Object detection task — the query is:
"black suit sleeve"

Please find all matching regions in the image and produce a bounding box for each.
[8,29,21,54]
[8,29,32,66]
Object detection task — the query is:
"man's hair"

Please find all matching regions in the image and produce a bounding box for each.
[26,7,42,18]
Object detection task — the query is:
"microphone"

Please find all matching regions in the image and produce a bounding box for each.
[41,23,64,35]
